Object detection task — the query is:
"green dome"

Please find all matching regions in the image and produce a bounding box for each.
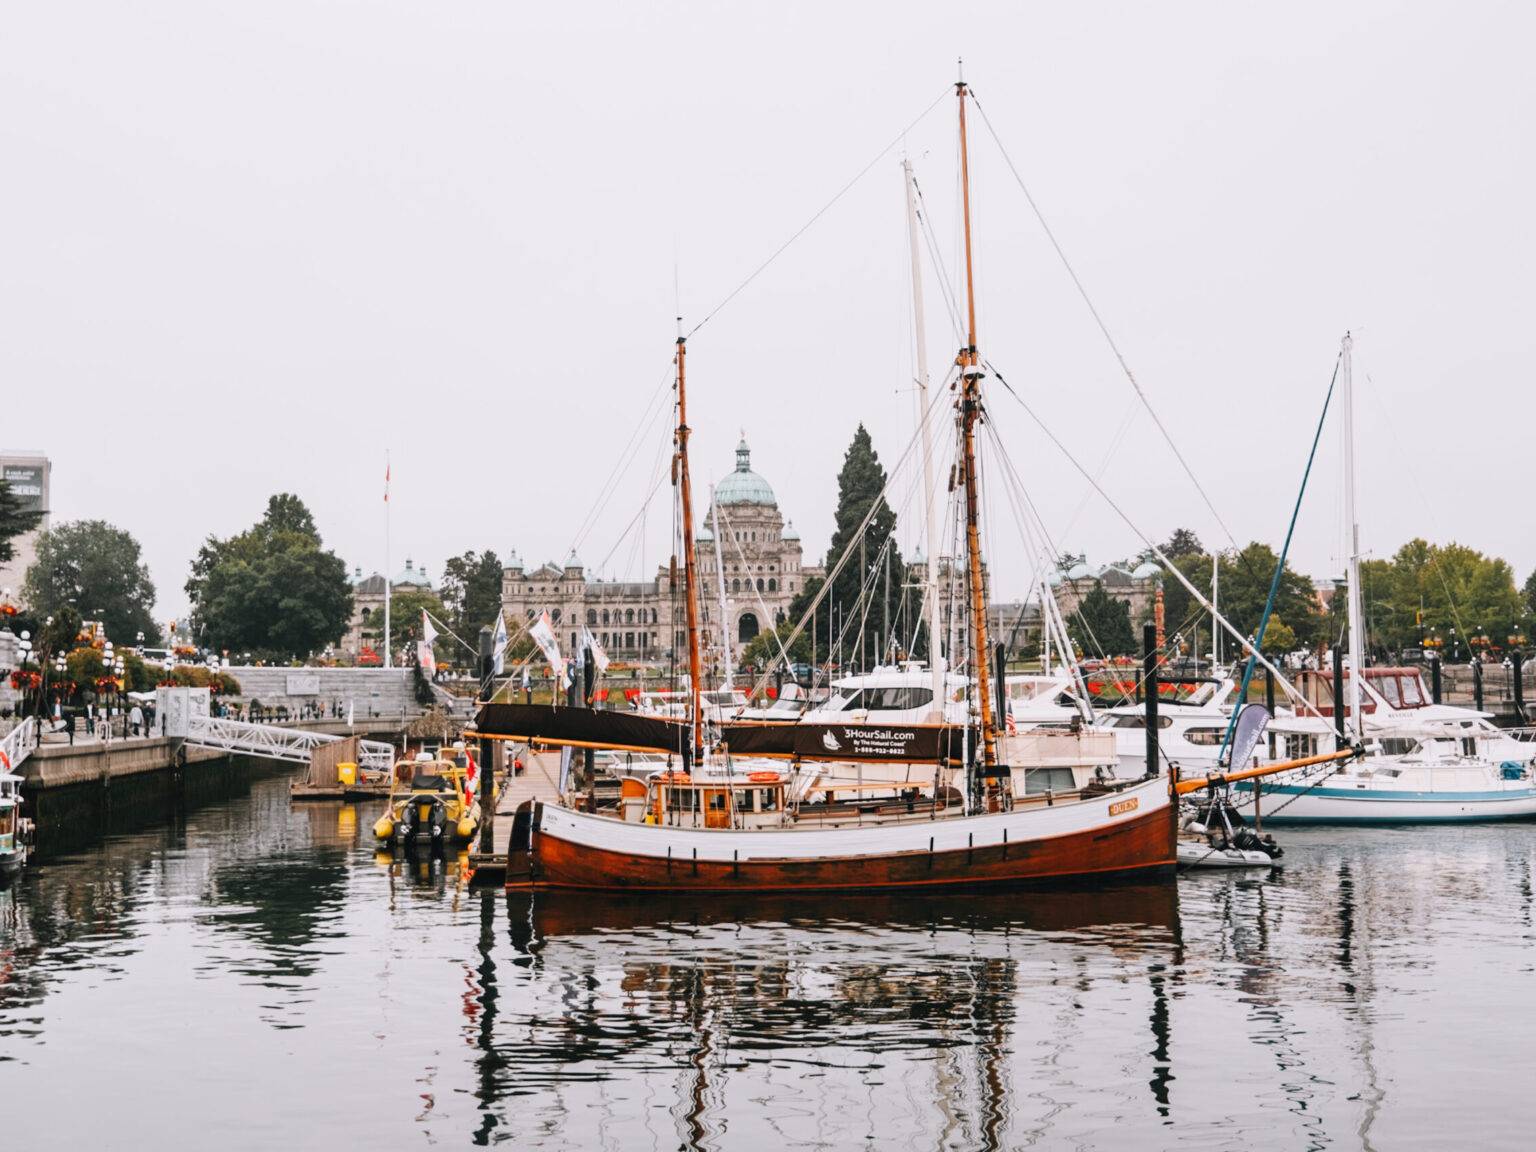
[713,438,776,506]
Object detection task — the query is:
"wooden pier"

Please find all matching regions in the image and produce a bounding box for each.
[466,746,559,885]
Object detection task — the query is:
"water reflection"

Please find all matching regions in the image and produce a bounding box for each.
[5,776,1536,1149]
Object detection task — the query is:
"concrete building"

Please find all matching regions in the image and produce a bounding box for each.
[0,452,51,605]
[501,437,821,673]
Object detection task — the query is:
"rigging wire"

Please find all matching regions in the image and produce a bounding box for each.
[687,87,952,339]
[968,91,1238,550]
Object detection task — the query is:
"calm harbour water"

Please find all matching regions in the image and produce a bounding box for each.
[3,759,1535,1150]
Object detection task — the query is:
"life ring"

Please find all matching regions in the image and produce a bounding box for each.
[748,771,780,783]
[659,772,691,784]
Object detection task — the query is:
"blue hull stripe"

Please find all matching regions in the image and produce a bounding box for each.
[1233,783,1536,803]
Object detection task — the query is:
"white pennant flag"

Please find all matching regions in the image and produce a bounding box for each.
[583,627,610,676]
[492,611,510,675]
[421,610,439,647]
[416,639,435,672]
[528,610,564,682]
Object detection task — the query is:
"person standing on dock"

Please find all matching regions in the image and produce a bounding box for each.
[129,704,144,737]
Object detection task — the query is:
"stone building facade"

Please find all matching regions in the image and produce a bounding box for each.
[1048,559,1161,623]
[501,439,822,673]
[340,558,433,661]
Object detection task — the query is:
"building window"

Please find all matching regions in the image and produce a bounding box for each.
[768,578,777,592]
[625,609,634,624]
[738,613,759,643]
[361,607,371,621]
[756,578,764,592]
[651,609,658,624]
[586,609,597,625]
[602,609,610,625]
[552,608,561,623]
[625,632,635,649]
[732,578,741,593]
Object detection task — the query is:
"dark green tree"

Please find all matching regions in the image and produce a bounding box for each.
[0,478,44,567]
[439,550,503,647]
[1067,580,1137,657]
[1524,568,1536,620]
[185,494,352,660]
[384,587,447,652]
[1161,528,1204,559]
[1215,542,1322,651]
[23,520,160,644]
[785,425,903,665]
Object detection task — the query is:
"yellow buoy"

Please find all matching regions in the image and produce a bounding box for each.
[373,815,395,841]
[456,817,476,841]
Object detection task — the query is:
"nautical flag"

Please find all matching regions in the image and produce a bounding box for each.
[492,611,510,676]
[384,456,390,503]
[422,610,439,647]
[1005,701,1017,736]
[528,611,563,681]
[583,627,610,675]
[415,639,434,672]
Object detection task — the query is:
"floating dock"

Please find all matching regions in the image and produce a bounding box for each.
[465,747,559,885]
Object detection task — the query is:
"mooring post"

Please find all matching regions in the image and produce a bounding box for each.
[1430,654,1442,704]
[582,647,596,792]
[1265,663,1276,716]
[476,625,496,856]
[1473,657,1484,714]
[1513,650,1526,723]
[1332,646,1346,743]
[1143,624,1159,778]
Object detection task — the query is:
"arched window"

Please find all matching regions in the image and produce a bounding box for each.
[756,578,764,592]
[768,578,777,592]
[586,609,597,625]
[602,609,610,625]
[738,613,759,643]
[526,609,535,619]
[625,608,634,624]
[651,608,658,624]
[361,607,371,621]
[552,608,561,623]
[731,578,741,593]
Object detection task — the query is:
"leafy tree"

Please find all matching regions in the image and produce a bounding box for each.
[1215,542,1322,651]
[440,550,503,647]
[1068,580,1137,656]
[1524,568,1536,619]
[1158,550,1215,642]
[0,478,44,567]
[383,587,447,655]
[23,520,160,644]
[1355,539,1522,655]
[185,494,352,660]
[785,425,903,665]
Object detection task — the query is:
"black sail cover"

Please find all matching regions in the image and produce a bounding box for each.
[473,702,971,764]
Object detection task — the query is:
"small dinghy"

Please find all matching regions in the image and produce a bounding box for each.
[1178,794,1282,870]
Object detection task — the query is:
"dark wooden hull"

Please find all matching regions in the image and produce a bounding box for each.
[512,802,1175,893]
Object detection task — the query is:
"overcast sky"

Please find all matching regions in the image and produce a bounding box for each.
[4,2,1532,626]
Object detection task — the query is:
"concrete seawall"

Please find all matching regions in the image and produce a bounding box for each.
[22,738,229,791]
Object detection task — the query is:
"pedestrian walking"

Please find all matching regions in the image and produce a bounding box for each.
[129,703,144,737]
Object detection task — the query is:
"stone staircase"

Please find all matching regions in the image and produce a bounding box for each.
[223,667,423,720]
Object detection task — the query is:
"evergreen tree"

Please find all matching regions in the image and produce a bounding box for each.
[0,478,44,567]
[1068,580,1137,657]
[786,425,903,665]
[440,550,504,646]
[185,494,352,660]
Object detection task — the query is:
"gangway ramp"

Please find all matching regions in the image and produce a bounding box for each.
[0,718,38,776]
[184,715,394,775]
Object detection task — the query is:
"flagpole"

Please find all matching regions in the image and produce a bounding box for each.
[383,451,391,669]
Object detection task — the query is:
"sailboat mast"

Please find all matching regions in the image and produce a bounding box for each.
[955,75,999,778]
[904,158,945,717]
[1341,331,1364,737]
[710,487,733,690]
[675,336,704,756]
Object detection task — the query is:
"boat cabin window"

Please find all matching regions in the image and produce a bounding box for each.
[842,687,933,711]
[1399,674,1426,707]
[664,787,699,811]
[1378,738,1418,756]
[1111,715,1172,729]
[1023,767,1077,794]
[758,788,779,812]
[708,793,728,812]
[1377,675,1402,708]
[1183,728,1225,746]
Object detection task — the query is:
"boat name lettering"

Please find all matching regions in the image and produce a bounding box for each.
[1107,797,1139,816]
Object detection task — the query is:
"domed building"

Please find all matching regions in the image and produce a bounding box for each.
[501,436,822,672]
[340,558,435,662]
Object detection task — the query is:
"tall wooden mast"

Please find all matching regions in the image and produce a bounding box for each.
[675,335,704,758]
[955,73,1001,793]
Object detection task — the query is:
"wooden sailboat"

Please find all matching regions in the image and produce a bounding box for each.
[475,78,1183,892]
